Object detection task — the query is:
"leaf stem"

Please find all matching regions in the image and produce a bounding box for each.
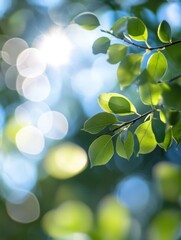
[101,29,181,51]
[168,74,181,83]
[112,109,156,133]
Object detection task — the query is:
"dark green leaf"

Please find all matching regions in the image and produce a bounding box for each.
[98,93,137,115]
[107,44,127,64]
[116,130,134,160]
[158,127,173,150]
[157,20,172,43]
[152,118,166,143]
[172,118,181,143]
[127,17,148,42]
[83,112,118,134]
[135,120,157,154]
[74,12,100,30]
[117,54,143,88]
[162,83,181,110]
[147,51,167,81]
[92,37,110,54]
[88,135,114,167]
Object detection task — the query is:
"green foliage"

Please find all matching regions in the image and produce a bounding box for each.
[135,119,157,154]
[75,13,181,167]
[88,135,114,167]
[83,112,118,134]
[116,130,134,160]
[157,20,172,43]
[147,51,168,81]
[127,17,148,42]
[117,53,143,88]
[92,37,110,54]
[98,93,137,115]
[107,44,127,64]
[74,12,100,30]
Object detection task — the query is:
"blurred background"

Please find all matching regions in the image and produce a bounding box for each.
[0,0,181,239]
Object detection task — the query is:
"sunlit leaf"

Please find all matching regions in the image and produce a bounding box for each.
[116,130,134,160]
[83,112,118,134]
[135,120,157,154]
[157,20,172,43]
[152,118,166,143]
[117,54,143,88]
[127,17,148,42]
[98,196,130,239]
[92,37,110,54]
[158,126,172,151]
[147,51,167,81]
[88,135,114,167]
[139,70,162,105]
[98,93,137,115]
[111,17,128,37]
[74,12,100,30]
[107,44,127,64]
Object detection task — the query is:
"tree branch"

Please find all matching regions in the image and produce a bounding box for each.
[168,74,181,83]
[111,109,156,133]
[101,29,181,51]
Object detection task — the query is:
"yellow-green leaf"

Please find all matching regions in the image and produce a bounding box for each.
[107,44,128,64]
[116,130,134,160]
[88,135,114,167]
[117,54,143,88]
[127,17,148,42]
[157,20,172,43]
[139,70,162,105]
[98,93,137,116]
[135,120,157,154]
[147,51,167,81]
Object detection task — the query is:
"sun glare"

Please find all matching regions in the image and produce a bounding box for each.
[36,28,73,67]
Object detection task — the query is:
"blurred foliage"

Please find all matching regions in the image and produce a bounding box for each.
[0,0,181,240]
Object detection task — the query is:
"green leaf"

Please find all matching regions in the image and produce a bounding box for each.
[127,17,148,42]
[172,118,181,143]
[107,44,128,64]
[162,83,181,110]
[152,118,166,143]
[147,51,168,81]
[135,120,157,154]
[111,17,128,37]
[92,37,110,54]
[83,112,118,134]
[98,93,137,116]
[116,130,134,160]
[139,70,162,105]
[158,126,172,151]
[74,12,100,30]
[157,20,172,43]
[88,135,114,167]
[117,54,143,88]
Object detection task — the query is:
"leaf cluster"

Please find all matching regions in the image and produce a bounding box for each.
[74,13,181,167]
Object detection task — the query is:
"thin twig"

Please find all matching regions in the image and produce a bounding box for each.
[168,74,181,83]
[111,109,156,133]
[101,29,181,51]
